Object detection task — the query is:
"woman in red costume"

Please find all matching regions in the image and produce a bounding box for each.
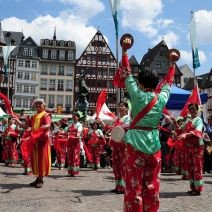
[97,101,130,194]
[14,99,52,188]
[66,112,82,177]
[178,103,204,196]
[87,121,105,170]
[2,117,19,166]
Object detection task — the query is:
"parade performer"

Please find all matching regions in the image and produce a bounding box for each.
[171,117,184,175]
[114,34,179,212]
[14,99,52,188]
[178,103,204,196]
[54,119,68,169]
[98,101,130,194]
[67,112,82,177]
[87,121,105,170]
[2,117,18,166]
[20,127,32,175]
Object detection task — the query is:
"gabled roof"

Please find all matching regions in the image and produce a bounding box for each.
[21,36,38,47]
[140,39,182,76]
[140,40,168,67]
[129,55,139,66]
[76,29,116,65]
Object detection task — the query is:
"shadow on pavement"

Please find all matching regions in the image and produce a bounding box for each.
[160,177,182,182]
[160,191,188,198]
[204,181,212,184]
[0,183,30,193]
[0,171,23,177]
[71,189,112,196]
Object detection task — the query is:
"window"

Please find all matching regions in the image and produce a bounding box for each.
[160,50,166,57]
[40,79,47,90]
[23,85,29,93]
[59,50,65,60]
[48,95,55,108]
[16,98,22,107]
[18,60,24,67]
[67,41,72,47]
[23,48,28,56]
[45,40,49,45]
[31,73,36,81]
[58,65,64,75]
[60,41,64,46]
[42,49,48,59]
[25,60,30,68]
[65,95,72,107]
[49,79,56,90]
[155,61,161,69]
[29,48,34,56]
[32,61,37,68]
[17,71,23,79]
[51,50,57,59]
[16,84,22,92]
[49,65,57,75]
[41,64,48,74]
[58,79,64,91]
[66,80,73,91]
[67,51,74,60]
[23,98,29,107]
[66,66,73,76]
[57,95,64,106]
[53,40,57,46]
[30,86,36,93]
[24,72,30,80]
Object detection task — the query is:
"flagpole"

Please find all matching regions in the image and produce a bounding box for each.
[116,30,120,111]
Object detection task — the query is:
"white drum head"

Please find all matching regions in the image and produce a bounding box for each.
[111,126,125,143]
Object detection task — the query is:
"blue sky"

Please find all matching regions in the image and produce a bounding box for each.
[0,0,211,75]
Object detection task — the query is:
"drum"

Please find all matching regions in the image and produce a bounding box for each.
[111,126,126,143]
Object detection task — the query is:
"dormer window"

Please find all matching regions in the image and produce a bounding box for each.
[23,48,28,56]
[60,41,64,46]
[67,41,72,47]
[45,40,49,45]
[29,48,34,56]
[53,40,57,46]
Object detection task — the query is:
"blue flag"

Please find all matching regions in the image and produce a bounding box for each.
[109,0,120,37]
[190,11,200,69]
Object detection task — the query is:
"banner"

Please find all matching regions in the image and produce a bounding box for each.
[190,11,200,69]
[109,0,120,37]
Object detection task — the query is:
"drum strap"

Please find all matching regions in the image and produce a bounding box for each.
[130,95,158,129]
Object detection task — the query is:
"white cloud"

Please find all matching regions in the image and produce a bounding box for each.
[1,0,105,58]
[1,14,97,57]
[59,0,104,22]
[119,0,163,37]
[179,49,207,66]
[193,10,212,44]
[152,31,179,48]
[156,19,174,28]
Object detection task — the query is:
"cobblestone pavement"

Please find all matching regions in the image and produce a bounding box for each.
[0,163,211,212]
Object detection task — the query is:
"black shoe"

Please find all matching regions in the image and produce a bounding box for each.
[111,189,117,193]
[188,191,201,196]
[187,190,194,194]
[117,191,125,194]
[35,180,44,188]
[29,178,39,187]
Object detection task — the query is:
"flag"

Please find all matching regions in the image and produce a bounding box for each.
[96,88,107,118]
[180,83,201,117]
[190,11,200,69]
[109,0,120,37]
[2,45,16,66]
